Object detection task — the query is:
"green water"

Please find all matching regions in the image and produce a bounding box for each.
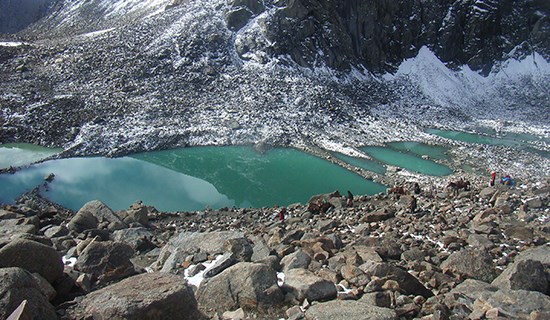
[426,128,550,159]
[330,152,386,175]
[360,146,453,176]
[0,146,386,211]
[387,141,449,160]
[0,143,62,169]
[132,146,387,209]
[426,129,521,147]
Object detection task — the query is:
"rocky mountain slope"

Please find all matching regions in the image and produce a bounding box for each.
[0,0,549,177]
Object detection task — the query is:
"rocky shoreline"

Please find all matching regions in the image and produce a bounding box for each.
[1,173,549,319]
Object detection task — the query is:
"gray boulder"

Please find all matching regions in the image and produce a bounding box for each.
[196,262,283,312]
[491,259,548,294]
[67,272,203,320]
[280,249,311,273]
[74,241,135,283]
[67,200,125,233]
[0,239,63,283]
[282,268,337,302]
[440,248,497,283]
[223,237,253,262]
[203,252,236,278]
[450,280,550,319]
[112,227,155,251]
[0,218,36,244]
[0,267,57,320]
[305,300,396,320]
[157,231,245,268]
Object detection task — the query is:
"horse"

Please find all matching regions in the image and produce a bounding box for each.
[388,186,406,195]
[446,179,470,195]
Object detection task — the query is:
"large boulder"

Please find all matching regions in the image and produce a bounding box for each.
[74,241,135,284]
[196,262,283,312]
[491,259,548,294]
[0,267,57,320]
[157,231,246,270]
[280,249,311,273]
[440,248,497,283]
[67,272,203,320]
[0,218,36,244]
[304,300,396,320]
[449,279,550,319]
[361,262,433,298]
[282,268,337,302]
[67,200,125,233]
[0,239,63,284]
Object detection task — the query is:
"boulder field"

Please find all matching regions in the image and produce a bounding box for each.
[0,176,549,319]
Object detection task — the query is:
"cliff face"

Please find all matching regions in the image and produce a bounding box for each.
[229,0,550,73]
[0,0,56,34]
[8,0,549,73]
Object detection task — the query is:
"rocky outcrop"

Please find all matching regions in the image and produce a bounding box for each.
[0,0,56,34]
[234,0,550,72]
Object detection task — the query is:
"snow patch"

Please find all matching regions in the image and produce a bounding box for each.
[0,42,26,47]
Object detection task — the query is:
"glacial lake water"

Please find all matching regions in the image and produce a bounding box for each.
[426,128,550,159]
[0,143,62,169]
[360,146,453,176]
[0,146,387,212]
[330,152,387,175]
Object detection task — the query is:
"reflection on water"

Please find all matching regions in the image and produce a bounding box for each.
[0,157,234,212]
[0,143,62,169]
[132,146,387,209]
[0,146,387,211]
[360,146,453,176]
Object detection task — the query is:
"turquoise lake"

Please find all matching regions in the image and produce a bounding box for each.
[0,143,62,169]
[426,128,550,159]
[0,146,387,212]
[360,146,453,176]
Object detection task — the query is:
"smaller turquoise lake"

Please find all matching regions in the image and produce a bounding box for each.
[330,152,387,175]
[0,146,387,212]
[426,128,550,159]
[0,143,62,169]
[360,146,453,176]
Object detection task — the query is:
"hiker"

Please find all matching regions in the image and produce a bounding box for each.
[346,190,353,207]
[501,174,515,186]
[278,207,286,222]
[409,196,417,213]
[413,182,421,195]
[489,171,496,186]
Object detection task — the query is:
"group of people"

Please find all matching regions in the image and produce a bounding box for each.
[489,171,515,187]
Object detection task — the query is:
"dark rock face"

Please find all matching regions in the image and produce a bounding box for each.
[0,267,57,320]
[0,0,56,34]
[67,272,204,320]
[234,0,550,73]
